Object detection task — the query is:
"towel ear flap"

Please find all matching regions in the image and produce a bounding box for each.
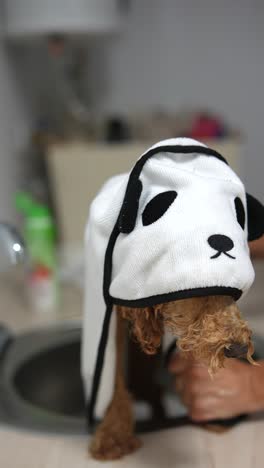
[247,193,264,241]
[118,179,143,234]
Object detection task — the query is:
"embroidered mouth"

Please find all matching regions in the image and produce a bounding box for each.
[210,251,236,260]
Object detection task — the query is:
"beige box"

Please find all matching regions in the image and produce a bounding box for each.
[47,139,244,247]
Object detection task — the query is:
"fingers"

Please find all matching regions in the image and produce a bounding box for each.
[178,381,232,421]
[170,354,215,404]
[169,355,256,422]
[175,374,217,408]
[177,382,222,421]
[170,356,237,421]
[189,396,221,421]
[189,394,240,422]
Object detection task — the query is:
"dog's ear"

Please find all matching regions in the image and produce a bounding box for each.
[247,193,264,241]
[118,179,143,234]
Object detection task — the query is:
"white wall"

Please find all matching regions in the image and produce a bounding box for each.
[0,35,31,223]
[6,0,264,201]
[93,0,264,199]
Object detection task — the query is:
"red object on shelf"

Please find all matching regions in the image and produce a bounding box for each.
[190,114,223,139]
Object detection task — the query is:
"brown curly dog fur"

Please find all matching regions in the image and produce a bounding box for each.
[89,295,254,460]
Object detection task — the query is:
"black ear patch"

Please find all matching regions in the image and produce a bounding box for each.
[247,193,264,241]
[118,179,143,234]
[235,197,245,230]
[142,191,177,226]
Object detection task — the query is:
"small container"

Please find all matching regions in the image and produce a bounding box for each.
[16,193,58,312]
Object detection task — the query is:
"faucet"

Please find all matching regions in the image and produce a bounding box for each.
[0,223,25,357]
[0,223,25,272]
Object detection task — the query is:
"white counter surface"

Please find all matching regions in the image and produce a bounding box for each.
[1,418,264,468]
[0,262,264,468]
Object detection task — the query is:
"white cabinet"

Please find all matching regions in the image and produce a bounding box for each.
[4,0,124,37]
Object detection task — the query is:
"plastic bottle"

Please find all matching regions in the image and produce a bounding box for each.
[15,192,58,312]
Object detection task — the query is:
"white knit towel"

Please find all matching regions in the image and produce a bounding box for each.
[81,138,264,425]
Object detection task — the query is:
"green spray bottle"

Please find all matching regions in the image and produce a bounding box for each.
[15,192,59,311]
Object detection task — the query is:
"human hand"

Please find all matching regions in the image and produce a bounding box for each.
[168,353,264,422]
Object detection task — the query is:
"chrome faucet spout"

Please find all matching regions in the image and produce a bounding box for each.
[0,223,25,272]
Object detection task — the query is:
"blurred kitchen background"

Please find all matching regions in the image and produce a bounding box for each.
[0,0,264,454]
[1,0,264,223]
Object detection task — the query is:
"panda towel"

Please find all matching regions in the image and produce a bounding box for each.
[81,138,264,426]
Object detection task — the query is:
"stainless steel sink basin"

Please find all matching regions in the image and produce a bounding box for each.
[1,322,263,435]
[0,322,183,435]
[14,341,84,417]
[0,321,179,435]
[0,322,87,434]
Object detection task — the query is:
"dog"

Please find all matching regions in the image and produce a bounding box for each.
[82,138,264,460]
[89,295,254,460]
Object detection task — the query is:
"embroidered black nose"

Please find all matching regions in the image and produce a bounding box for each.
[208,234,234,252]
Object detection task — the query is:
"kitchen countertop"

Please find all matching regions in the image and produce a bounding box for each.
[0,271,83,333]
[0,262,264,468]
[1,418,264,468]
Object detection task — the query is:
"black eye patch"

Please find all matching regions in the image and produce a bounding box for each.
[235,197,245,229]
[142,191,177,226]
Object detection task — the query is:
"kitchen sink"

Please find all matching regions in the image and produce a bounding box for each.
[0,322,177,435]
[0,322,263,435]
[0,322,190,435]
[0,322,87,434]
[14,341,84,417]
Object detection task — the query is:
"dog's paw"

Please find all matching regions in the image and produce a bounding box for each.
[89,432,142,460]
